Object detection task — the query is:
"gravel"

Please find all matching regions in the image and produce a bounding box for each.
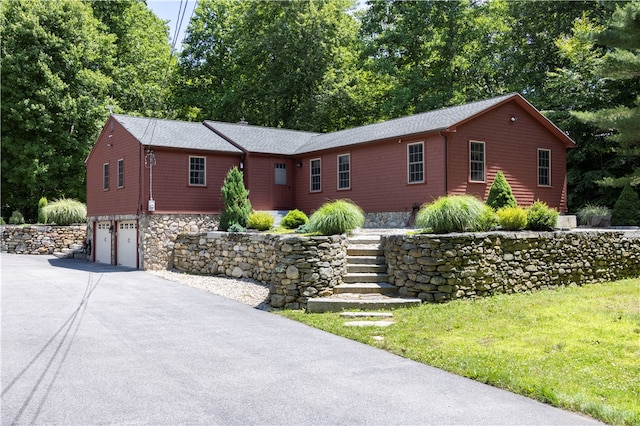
[147,270,272,310]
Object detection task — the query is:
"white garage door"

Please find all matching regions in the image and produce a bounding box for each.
[95,222,112,264]
[117,221,138,268]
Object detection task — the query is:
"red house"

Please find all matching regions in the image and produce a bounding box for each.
[86,93,575,269]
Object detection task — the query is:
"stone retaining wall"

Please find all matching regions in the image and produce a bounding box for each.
[383,230,640,302]
[1,225,87,255]
[173,232,348,309]
[140,214,219,270]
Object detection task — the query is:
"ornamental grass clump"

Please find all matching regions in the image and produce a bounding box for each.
[525,200,558,231]
[281,209,308,229]
[496,206,528,231]
[415,195,493,233]
[9,210,25,224]
[38,196,48,224]
[307,199,364,235]
[44,198,87,225]
[248,211,274,231]
[576,204,611,226]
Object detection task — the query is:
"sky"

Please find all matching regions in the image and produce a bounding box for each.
[146,0,197,52]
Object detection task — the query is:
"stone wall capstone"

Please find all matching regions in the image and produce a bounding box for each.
[1,225,87,255]
[382,230,640,302]
[172,232,348,309]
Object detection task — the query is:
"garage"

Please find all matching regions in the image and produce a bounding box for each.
[95,222,112,264]
[117,221,138,268]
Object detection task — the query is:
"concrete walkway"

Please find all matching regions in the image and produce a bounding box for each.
[1,253,600,425]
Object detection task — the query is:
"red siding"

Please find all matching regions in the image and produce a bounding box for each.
[447,102,568,211]
[293,134,446,214]
[87,117,242,216]
[244,155,295,210]
[143,149,240,214]
[86,118,142,216]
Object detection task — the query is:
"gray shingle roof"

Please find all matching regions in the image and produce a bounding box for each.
[296,93,517,154]
[112,115,242,154]
[204,121,319,155]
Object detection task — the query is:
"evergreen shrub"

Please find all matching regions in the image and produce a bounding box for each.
[9,210,25,224]
[486,171,517,210]
[38,196,48,224]
[415,195,493,233]
[307,199,364,235]
[228,223,246,233]
[0,217,5,225]
[281,209,308,229]
[525,200,558,231]
[576,204,611,226]
[497,206,528,230]
[44,198,87,225]
[248,211,274,231]
[611,183,640,226]
[219,167,252,231]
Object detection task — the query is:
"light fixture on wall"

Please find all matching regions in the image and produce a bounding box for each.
[296,161,302,168]
[239,161,244,170]
[510,116,518,122]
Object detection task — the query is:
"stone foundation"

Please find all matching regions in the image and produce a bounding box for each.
[1,225,87,255]
[364,212,412,228]
[139,214,219,270]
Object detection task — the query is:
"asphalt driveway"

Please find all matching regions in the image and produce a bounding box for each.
[1,253,600,425]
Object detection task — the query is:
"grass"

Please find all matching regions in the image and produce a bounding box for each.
[279,279,640,425]
[415,195,495,233]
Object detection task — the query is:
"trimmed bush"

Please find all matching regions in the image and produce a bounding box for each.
[9,210,25,224]
[525,200,558,231]
[0,217,5,225]
[415,195,493,233]
[281,209,308,229]
[497,206,528,231]
[38,196,48,224]
[248,211,274,231]
[611,183,640,226]
[44,198,87,225]
[219,167,252,231]
[576,204,611,226]
[307,199,364,235]
[486,171,517,210]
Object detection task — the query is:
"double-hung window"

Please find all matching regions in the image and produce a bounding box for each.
[189,156,206,186]
[538,149,551,186]
[337,154,350,190]
[407,142,424,183]
[103,163,109,190]
[469,141,485,182]
[117,159,124,188]
[310,159,321,192]
[274,163,287,185]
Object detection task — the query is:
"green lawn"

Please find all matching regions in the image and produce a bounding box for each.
[279,278,640,425]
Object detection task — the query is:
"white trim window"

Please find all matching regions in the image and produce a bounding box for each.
[103,163,109,190]
[538,149,551,186]
[469,141,485,182]
[337,154,350,190]
[407,142,424,183]
[310,158,321,192]
[189,156,206,186]
[117,159,124,188]
[274,163,287,185]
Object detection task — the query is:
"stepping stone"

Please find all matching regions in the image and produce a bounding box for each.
[344,320,395,327]
[340,312,394,318]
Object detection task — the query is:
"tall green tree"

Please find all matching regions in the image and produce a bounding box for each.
[91,0,174,116]
[1,0,114,220]
[173,0,366,131]
[573,1,640,188]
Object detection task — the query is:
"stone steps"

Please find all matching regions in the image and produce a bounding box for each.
[306,232,421,313]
